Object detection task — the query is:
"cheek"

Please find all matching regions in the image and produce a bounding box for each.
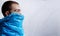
[10,9,15,12]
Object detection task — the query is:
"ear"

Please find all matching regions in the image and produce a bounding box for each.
[5,11,10,16]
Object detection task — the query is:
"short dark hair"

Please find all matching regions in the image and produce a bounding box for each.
[1,1,19,17]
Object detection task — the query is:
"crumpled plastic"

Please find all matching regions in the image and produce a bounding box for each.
[0,12,24,36]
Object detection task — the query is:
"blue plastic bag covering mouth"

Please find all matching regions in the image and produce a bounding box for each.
[0,12,24,36]
[2,12,24,21]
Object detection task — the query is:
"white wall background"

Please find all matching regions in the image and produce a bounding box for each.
[0,0,60,36]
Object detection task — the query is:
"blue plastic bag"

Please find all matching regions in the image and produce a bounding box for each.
[0,12,24,36]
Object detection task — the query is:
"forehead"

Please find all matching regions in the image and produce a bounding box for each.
[11,4,20,10]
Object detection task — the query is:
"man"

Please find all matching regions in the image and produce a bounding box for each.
[0,1,24,36]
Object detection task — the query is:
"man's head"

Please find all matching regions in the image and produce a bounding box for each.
[1,1,21,17]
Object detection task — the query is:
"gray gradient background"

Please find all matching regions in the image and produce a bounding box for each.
[0,0,60,36]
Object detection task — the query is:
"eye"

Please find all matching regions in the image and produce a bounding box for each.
[14,10,16,11]
[14,9,20,12]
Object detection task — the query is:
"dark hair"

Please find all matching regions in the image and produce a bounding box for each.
[1,1,19,17]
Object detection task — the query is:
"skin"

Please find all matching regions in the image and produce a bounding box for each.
[5,3,21,16]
